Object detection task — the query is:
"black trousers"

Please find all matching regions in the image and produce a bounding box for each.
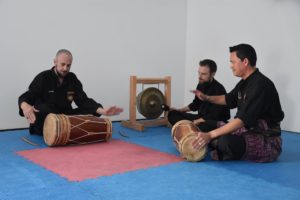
[213,134,246,160]
[167,110,217,132]
[168,110,246,160]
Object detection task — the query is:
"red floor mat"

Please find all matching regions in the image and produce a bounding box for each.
[17,139,183,181]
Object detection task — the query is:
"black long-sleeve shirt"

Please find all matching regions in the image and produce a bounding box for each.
[225,69,284,129]
[188,79,230,122]
[18,67,103,116]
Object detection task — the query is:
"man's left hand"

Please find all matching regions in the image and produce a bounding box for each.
[98,106,123,116]
[192,132,212,150]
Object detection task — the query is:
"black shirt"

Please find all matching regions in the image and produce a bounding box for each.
[18,67,103,116]
[225,69,284,129]
[188,79,230,122]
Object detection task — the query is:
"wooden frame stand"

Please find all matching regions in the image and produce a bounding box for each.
[121,76,171,131]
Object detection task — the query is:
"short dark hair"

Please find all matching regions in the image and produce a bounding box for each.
[199,59,217,73]
[229,44,257,67]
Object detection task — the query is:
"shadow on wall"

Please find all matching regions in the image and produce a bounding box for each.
[275,74,294,132]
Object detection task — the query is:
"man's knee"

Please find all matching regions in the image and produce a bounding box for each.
[35,104,59,114]
[167,110,182,125]
[216,135,246,160]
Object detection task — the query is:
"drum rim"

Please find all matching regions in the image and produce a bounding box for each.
[180,134,207,162]
[59,114,71,145]
[43,113,71,146]
[171,120,195,136]
[43,113,58,146]
[103,118,112,141]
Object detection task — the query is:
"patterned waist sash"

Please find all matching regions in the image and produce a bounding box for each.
[218,119,281,137]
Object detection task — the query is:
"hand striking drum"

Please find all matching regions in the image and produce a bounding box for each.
[43,114,112,146]
[171,120,207,162]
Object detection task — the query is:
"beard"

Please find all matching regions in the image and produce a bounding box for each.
[198,79,204,84]
[198,78,209,84]
[54,68,68,78]
[57,71,68,78]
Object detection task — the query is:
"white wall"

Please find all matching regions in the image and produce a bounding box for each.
[0,0,187,129]
[1,0,300,133]
[185,0,300,132]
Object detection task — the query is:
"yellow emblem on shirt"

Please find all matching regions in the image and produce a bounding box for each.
[67,91,75,102]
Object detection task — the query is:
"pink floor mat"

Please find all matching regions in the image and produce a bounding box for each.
[17,139,183,181]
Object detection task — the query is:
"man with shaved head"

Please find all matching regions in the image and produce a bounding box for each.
[19,49,123,135]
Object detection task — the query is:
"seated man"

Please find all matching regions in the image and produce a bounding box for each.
[192,44,284,163]
[168,59,230,132]
[18,49,123,135]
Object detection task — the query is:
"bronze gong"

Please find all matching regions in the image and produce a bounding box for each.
[136,87,165,119]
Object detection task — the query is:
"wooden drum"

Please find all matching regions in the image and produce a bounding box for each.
[43,114,112,146]
[171,120,207,162]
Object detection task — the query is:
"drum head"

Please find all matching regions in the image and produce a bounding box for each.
[43,114,71,146]
[171,120,193,136]
[180,134,207,162]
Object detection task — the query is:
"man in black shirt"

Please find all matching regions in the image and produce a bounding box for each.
[192,44,284,162]
[19,49,123,135]
[167,59,230,132]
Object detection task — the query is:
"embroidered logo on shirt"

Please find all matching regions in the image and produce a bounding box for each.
[67,91,75,102]
[238,92,242,100]
[48,90,55,93]
[238,92,247,103]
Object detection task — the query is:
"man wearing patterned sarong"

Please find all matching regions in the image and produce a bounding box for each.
[192,44,284,162]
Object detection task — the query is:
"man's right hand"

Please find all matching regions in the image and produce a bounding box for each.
[193,118,205,125]
[97,106,123,116]
[190,89,207,101]
[21,102,39,124]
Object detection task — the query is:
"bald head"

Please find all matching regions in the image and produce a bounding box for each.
[56,49,73,60]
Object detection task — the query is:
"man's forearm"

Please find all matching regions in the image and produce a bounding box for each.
[20,101,31,110]
[177,106,190,112]
[208,118,244,139]
[205,95,226,105]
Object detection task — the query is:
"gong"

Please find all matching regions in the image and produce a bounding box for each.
[136,87,165,119]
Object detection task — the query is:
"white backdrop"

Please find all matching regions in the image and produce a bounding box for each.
[1,0,300,133]
[184,0,300,132]
[0,0,187,130]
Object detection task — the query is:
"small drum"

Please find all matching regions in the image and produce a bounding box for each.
[43,114,112,147]
[171,120,207,162]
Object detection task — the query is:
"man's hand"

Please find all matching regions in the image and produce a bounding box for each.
[190,89,207,101]
[169,107,179,111]
[192,132,212,150]
[21,102,39,124]
[192,118,205,125]
[98,106,123,116]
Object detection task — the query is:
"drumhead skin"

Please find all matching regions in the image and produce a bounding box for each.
[43,114,71,146]
[172,120,207,162]
[180,134,207,162]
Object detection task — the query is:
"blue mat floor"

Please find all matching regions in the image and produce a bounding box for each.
[0,122,299,200]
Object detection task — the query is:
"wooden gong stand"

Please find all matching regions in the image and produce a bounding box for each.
[121,76,171,131]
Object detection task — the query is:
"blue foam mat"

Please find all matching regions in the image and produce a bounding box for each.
[0,122,299,200]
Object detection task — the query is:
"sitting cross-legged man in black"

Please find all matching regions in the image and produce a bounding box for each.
[18,49,123,135]
[167,59,230,132]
